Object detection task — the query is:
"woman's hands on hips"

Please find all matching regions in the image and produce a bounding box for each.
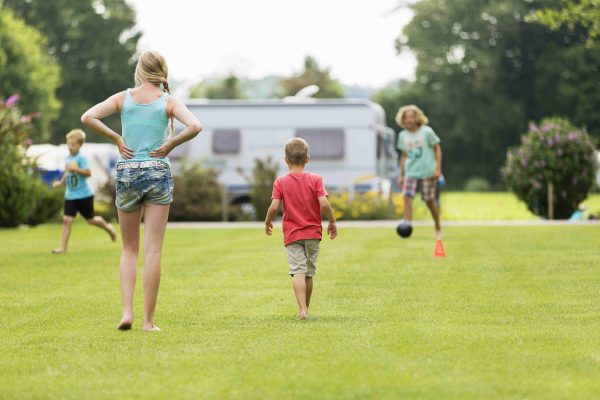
[116,137,134,159]
[150,140,174,158]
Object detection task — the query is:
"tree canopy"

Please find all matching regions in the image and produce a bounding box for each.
[4,0,141,143]
[280,56,345,98]
[0,8,61,141]
[190,75,247,99]
[531,0,600,45]
[378,0,600,188]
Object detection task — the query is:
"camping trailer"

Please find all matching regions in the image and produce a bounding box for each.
[171,98,397,203]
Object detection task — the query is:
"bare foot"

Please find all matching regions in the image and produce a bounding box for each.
[107,224,117,242]
[51,248,65,254]
[435,230,443,240]
[299,310,308,320]
[143,324,161,332]
[118,317,133,331]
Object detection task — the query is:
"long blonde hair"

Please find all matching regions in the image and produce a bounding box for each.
[395,104,429,128]
[134,50,174,137]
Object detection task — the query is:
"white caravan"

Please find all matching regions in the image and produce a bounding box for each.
[170,98,397,203]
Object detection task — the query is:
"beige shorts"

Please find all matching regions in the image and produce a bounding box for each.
[286,239,320,277]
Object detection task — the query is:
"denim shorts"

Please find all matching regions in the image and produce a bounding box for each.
[115,163,174,212]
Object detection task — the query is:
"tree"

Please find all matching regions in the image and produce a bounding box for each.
[530,0,600,45]
[4,0,141,143]
[385,0,600,188]
[280,56,345,98]
[190,75,247,99]
[0,8,61,141]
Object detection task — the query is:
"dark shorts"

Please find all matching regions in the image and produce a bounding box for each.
[64,196,95,219]
[115,163,173,212]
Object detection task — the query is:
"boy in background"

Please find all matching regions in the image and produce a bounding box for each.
[264,138,337,319]
[396,105,443,239]
[52,129,116,254]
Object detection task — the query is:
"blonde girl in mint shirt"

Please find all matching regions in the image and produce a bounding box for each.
[82,50,203,331]
[395,105,443,240]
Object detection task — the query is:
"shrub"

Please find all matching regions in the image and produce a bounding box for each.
[464,177,491,192]
[238,157,279,220]
[503,117,597,219]
[328,191,391,220]
[0,94,61,227]
[0,146,37,227]
[169,163,224,221]
[326,191,431,220]
[94,178,117,222]
[26,182,63,226]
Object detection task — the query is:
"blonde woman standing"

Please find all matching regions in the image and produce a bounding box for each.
[82,50,202,331]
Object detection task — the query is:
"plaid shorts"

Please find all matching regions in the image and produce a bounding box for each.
[402,177,437,202]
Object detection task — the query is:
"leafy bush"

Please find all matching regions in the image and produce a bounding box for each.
[95,178,117,222]
[0,95,62,227]
[328,191,391,220]
[464,177,491,192]
[0,148,38,227]
[238,157,279,220]
[327,191,431,220]
[169,163,224,221]
[26,182,63,226]
[503,117,597,219]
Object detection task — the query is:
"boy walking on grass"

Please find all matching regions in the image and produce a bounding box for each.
[52,129,116,254]
[264,138,337,319]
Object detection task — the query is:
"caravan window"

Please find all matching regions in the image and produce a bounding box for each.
[295,129,344,160]
[212,129,241,154]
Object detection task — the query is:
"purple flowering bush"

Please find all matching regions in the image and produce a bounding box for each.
[0,95,62,227]
[503,117,597,219]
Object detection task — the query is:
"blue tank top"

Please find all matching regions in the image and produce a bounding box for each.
[119,89,170,165]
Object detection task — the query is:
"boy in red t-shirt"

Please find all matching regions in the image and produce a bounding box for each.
[265,138,337,320]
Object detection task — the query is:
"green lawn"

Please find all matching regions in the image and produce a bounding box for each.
[437,192,600,221]
[1,223,600,399]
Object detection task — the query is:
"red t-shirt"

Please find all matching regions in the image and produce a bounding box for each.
[272,172,328,246]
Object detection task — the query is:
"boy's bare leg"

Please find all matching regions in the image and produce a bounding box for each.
[305,277,313,309]
[426,200,442,240]
[293,273,308,319]
[52,216,74,254]
[142,203,169,332]
[403,196,413,222]
[117,208,142,330]
[87,216,117,242]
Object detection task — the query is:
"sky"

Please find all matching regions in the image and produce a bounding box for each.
[128,0,416,88]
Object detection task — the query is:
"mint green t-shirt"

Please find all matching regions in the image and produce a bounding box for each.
[119,89,170,166]
[64,153,94,200]
[396,125,441,179]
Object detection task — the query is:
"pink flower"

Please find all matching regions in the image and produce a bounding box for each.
[5,94,19,108]
[20,115,32,123]
[529,122,539,132]
[541,124,555,132]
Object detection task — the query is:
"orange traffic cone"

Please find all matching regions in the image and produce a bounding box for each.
[434,239,446,257]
